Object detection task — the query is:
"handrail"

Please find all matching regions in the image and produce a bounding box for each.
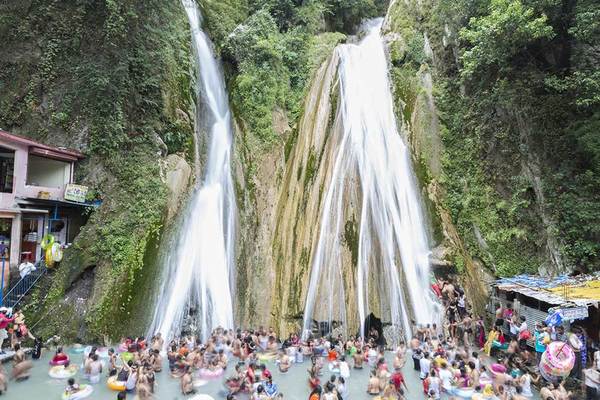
[1,260,47,308]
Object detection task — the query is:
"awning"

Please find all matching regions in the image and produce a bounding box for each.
[495,274,600,307]
[0,208,49,215]
[15,197,90,209]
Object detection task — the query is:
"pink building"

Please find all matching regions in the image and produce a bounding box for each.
[0,130,86,288]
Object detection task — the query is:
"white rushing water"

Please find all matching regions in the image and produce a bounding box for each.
[148,0,236,342]
[302,20,437,341]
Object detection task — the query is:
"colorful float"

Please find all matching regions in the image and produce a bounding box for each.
[50,354,70,366]
[49,365,78,379]
[120,352,134,363]
[62,384,93,400]
[490,363,506,375]
[107,376,127,391]
[539,341,575,382]
[198,368,225,379]
[452,387,475,399]
[51,242,63,262]
[70,345,85,354]
[257,352,277,363]
[189,396,215,400]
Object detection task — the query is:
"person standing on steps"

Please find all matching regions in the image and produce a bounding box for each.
[0,309,14,353]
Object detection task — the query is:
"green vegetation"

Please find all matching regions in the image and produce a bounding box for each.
[387,0,600,275]
[200,0,378,148]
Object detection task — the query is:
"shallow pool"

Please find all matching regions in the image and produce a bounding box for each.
[1,349,541,399]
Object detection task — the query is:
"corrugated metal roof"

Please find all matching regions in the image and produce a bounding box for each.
[495,274,600,307]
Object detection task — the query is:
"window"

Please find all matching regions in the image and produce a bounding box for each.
[26,155,69,188]
[0,147,15,193]
[0,218,11,260]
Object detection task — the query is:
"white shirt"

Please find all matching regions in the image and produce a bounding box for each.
[519,322,528,333]
[521,374,533,396]
[439,368,453,391]
[420,358,431,379]
[338,383,349,400]
[584,368,600,389]
[367,349,377,367]
[18,262,35,279]
[428,376,441,399]
[510,320,518,335]
[339,361,350,379]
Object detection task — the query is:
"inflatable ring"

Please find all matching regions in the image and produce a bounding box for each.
[490,363,506,374]
[52,242,63,262]
[479,376,492,388]
[49,365,78,379]
[62,384,93,400]
[265,383,278,397]
[540,341,575,378]
[41,234,55,250]
[121,352,133,363]
[107,376,127,391]
[71,345,85,354]
[198,368,224,379]
[257,353,277,362]
[50,355,70,366]
[45,246,55,267]
[453,388,474,399]
[568,334,582,350]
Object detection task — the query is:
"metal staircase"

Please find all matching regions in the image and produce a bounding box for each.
[1,260,47,308]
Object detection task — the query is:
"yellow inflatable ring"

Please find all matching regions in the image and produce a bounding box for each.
[41,234,55,250]
[45,247,55,268]
[107,376,126,391]
[257,353,277,362]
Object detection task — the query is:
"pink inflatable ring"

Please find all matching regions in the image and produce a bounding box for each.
[50,355,70,366]
[539,341,575,379]
[198,368,224,380]
[490,363,506,374]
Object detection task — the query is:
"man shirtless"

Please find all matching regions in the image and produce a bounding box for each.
[367,371,380,395]
[151,333,164,351]
[152,349,162,372]
[278,351,291,373]
[11,344,32,380]
[89,354,103,384]
[353,349,364,369]
[180,366,194,395]
[442,280,457,301]
[494,303,504,327]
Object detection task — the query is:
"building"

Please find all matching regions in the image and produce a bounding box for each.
[0,130,87,288]
[489,273,600,345]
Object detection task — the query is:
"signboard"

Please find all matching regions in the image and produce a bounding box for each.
[64,184,88,203]
[561,306,588,320]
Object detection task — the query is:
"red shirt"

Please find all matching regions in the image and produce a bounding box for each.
[262,369,272,380]
[391,371,405,391]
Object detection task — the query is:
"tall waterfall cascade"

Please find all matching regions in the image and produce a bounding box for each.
[148,0,236,342]
[302,20,438,341]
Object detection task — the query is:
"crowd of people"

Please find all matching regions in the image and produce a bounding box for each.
[0,277,598,399]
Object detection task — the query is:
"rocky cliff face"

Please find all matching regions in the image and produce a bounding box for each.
[3,0,597,341]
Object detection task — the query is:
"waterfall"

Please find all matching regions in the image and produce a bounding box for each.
[302,20,437,341]
[148,0,236,342]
